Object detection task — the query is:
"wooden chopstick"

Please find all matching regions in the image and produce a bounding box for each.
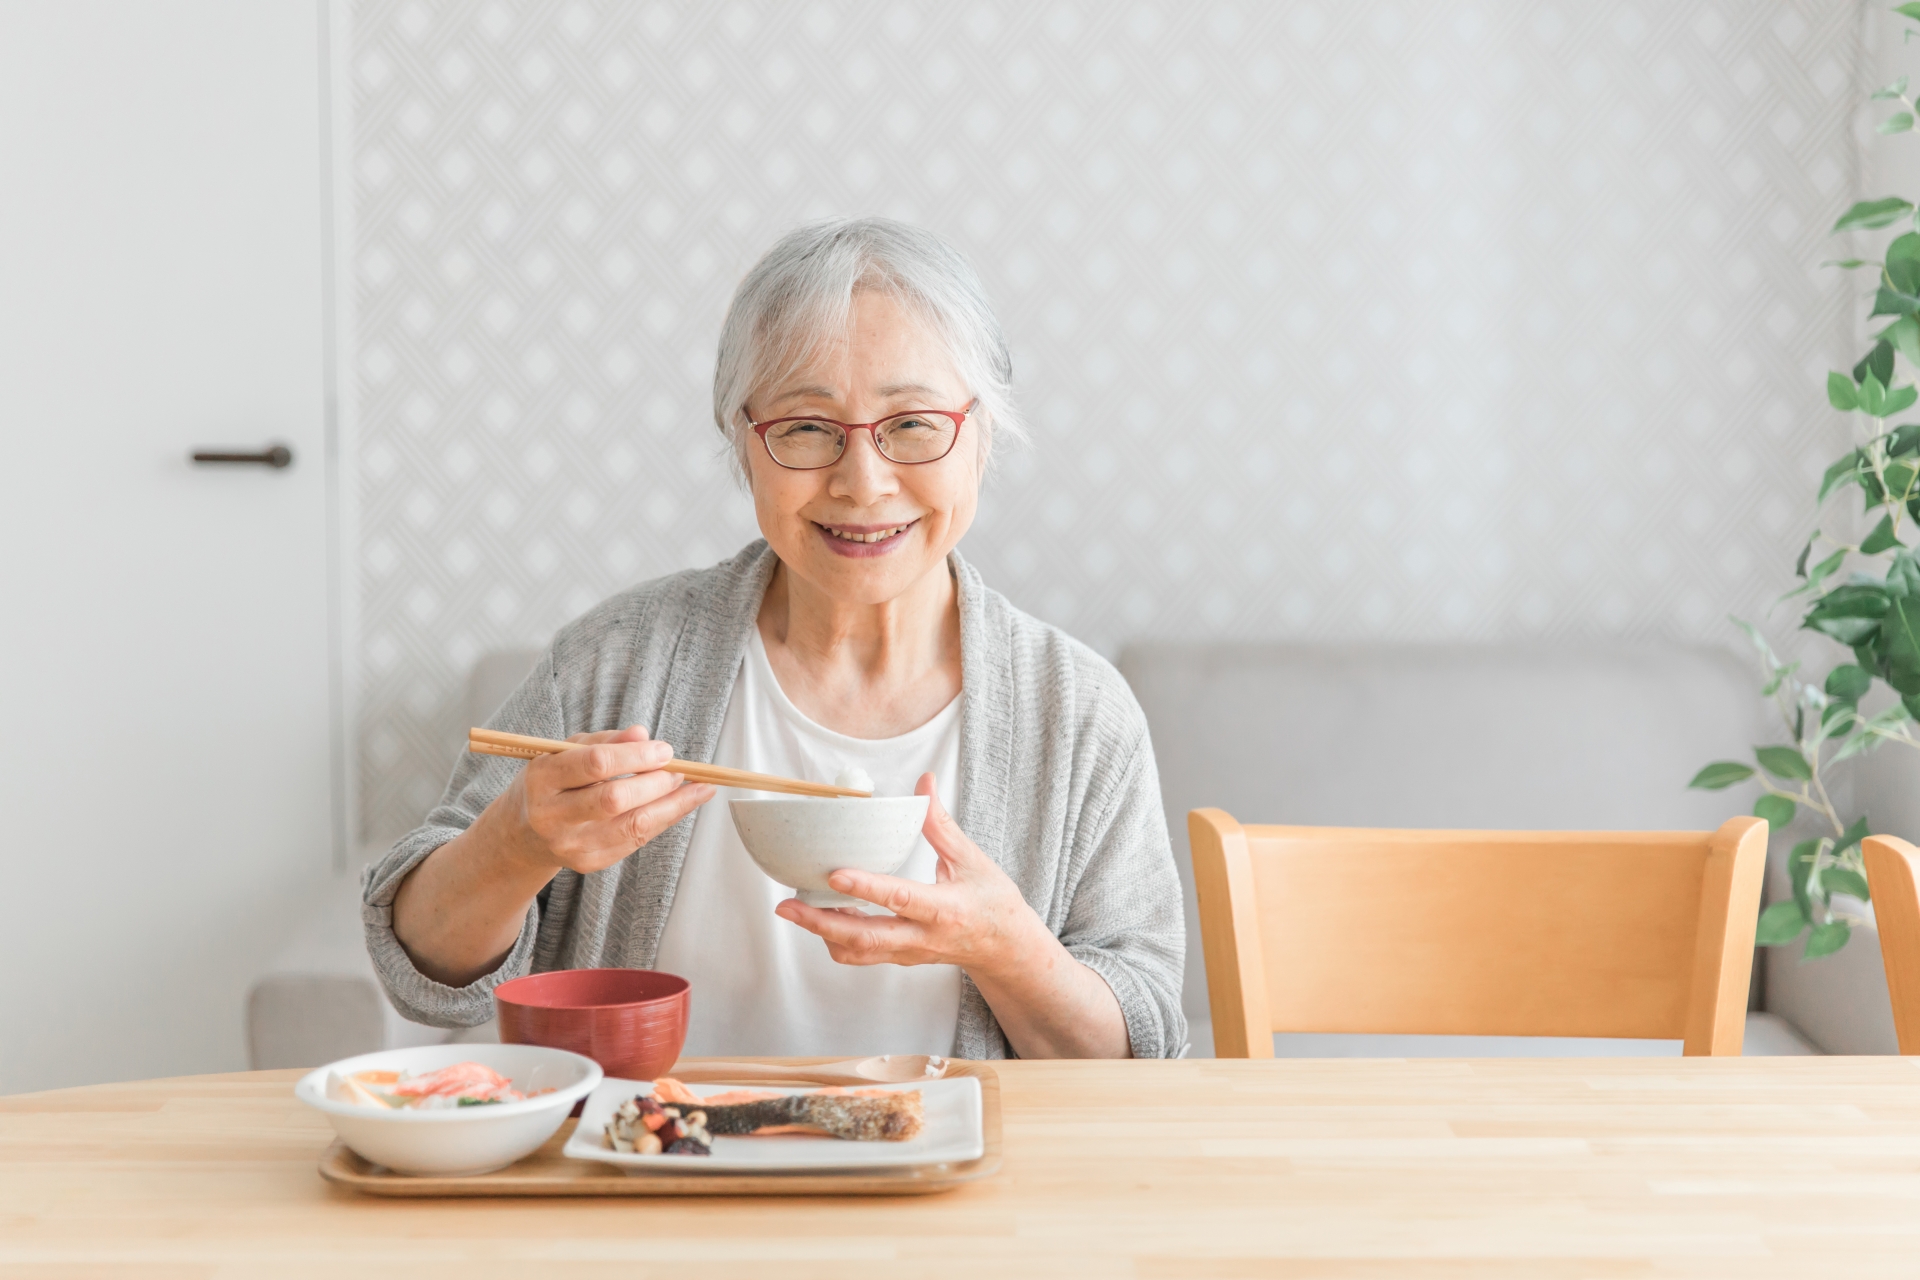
[466,727,872,799]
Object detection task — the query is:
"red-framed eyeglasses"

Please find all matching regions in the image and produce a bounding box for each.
[748,399,977,470]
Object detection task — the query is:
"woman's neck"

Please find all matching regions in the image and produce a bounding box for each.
[755,558,963,739]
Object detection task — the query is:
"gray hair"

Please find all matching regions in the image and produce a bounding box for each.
[711,217,1023,476]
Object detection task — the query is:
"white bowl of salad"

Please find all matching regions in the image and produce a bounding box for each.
[295,1043,602,1176]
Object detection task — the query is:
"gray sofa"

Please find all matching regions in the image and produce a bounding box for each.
[1117,641,1893,1058]
[250,641,1904,1066]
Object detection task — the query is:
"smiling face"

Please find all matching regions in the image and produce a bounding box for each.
[743,288,984,607]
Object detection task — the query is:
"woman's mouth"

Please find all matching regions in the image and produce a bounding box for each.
[814,520,918,557]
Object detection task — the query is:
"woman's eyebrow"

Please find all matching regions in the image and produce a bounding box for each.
[877,382,941,398]
[768,385,840,406]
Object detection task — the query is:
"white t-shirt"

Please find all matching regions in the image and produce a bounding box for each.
[652,626,964,1057]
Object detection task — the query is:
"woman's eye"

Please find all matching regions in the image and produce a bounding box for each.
[890,416,934,433]
[776,420,833,437]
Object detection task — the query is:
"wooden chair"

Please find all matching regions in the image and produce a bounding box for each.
[1862,835,1920,1054]
[1188,811,1768,1057]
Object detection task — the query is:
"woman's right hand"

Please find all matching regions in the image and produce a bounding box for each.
[391,725,715,987]
[490,725,717,875]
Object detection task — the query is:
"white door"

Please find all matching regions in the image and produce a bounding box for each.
[0,1,337,1092]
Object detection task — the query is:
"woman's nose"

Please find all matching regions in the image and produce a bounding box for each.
[827,426,898,500]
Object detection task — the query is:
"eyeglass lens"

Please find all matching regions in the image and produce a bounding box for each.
[763,412,958,468]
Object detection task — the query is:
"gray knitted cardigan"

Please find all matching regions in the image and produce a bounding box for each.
[361,540,1188,1060]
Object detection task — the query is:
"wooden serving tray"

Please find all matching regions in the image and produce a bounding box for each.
[317,1060,1001,1197]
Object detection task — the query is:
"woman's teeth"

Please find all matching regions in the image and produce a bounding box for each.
[823,523,911,544]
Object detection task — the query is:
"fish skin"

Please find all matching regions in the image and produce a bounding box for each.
[688,1092,924,1142]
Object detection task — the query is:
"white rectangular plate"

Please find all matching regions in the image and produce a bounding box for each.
[562,1077,983,1173]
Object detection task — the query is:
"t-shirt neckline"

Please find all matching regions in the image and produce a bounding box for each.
[745,624,961,748]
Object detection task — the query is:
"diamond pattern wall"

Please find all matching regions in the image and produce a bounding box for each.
[350,0,1862,842]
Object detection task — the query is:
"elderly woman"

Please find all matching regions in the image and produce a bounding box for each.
[364,217,1185,1060]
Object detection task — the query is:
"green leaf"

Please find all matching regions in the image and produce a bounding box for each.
[1755,794,1798,829]
[1830,372,1861,411]
[1756,900,1810,946]
[1790,839,1822,913]
[1837,197,1917,231]
[1862,513,1903,554]
[1821,698,1859,736]
[1809,584,1892,619]
[1890,386,1920,419]
[1880,112,1915,135]
[1888,461,1920,505]
[1837,815,1871,859]
[1794,549,1848,600]
[1885,596,1920,694]
[1893,256,1920,296]
[1863,371,1890,417]
[1857,343,1897,389]
[1806,585,1891,644]
[1826,258,1874,270]
[1755,746,1813,780]
[1889,317,1920,368]
[1875,73,1912,99]
[1873,285,1920,318]
[1808,614,1882,645]
[1891,425,1920,455]
[1820,454,1863,504]
[1906,692,1920,720]
[1890,232,1920,263]
[1804,920,1853,959]
[1898,2,1920,20]
[1826,664,1874,698]
[1689,761,1756,790]
[1892,550,1920,596]
[1826,868,1873,902]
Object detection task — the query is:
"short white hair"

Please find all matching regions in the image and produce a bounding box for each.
[711,217,1024,476]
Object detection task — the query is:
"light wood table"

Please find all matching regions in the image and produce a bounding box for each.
[6,1057,1920,1277]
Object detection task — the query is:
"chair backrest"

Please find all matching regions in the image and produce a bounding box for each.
[1863,835,1920,1055]
[1188,810,1768,1057]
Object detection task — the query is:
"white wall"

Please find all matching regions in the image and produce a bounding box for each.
[346,1,1862,842]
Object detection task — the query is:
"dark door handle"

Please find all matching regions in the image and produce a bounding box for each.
[191,444,293,468]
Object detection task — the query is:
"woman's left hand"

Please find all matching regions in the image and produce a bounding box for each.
[772,774,1048,978]
[774,773,1133,1058]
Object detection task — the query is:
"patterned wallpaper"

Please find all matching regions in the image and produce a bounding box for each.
[349,0,1862,841]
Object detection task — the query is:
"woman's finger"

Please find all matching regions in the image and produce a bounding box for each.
[538,735,675,792]
[615,780,715,849]
[546,764,688,827]
[774,899,923,961]
[825,867,944,924]
[914,773,985,872]
[566,725,650,745]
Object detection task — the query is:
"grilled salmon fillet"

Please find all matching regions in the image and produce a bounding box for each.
[650,1077,925,1142]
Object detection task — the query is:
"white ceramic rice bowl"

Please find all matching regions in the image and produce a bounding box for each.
[295,1043,602,1176]
[729,795,931,907]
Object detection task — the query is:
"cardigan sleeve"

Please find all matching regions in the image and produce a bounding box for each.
[359,651,567,1028]
[1056,725,1190,1060]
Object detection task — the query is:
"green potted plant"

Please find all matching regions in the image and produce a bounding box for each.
[1691,3,1920,959]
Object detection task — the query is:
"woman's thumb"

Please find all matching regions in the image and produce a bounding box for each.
[915,773,968,859]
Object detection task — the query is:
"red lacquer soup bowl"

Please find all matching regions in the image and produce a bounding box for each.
[493,968,689,1081]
